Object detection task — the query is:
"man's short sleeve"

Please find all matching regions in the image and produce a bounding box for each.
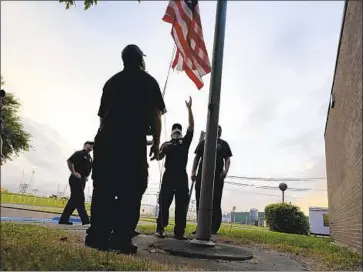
[222,141,233,159]
[183,129,194,147]
[67,152,79,164]
[194,140,204,157]
[150,78,166,115]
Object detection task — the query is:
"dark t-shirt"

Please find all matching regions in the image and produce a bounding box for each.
[162,129,193,171]
[96,67,166,170]
[195,138,232,176]
[68,150,93,179]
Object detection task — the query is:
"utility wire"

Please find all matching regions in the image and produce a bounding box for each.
[226,175,326,181]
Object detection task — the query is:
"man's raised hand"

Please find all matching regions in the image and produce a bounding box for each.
[185,96,192,109]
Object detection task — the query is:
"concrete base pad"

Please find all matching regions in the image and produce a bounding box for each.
[154,238,253,261]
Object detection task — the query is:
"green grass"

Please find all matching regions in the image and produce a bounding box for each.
[0,222,194,271]
[1,192,91,210]
[136,223,362,271]
[2,193,362,270]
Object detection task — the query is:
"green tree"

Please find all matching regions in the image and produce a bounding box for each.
[59,0,140,10]
[1,76,31,165]
[265,203,310,235]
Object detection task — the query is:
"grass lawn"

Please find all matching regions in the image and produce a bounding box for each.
[1,204,88,217]
[2,195,362,270]
[137,223,362,271]
[1,192,91,210]
[0,222,193,271]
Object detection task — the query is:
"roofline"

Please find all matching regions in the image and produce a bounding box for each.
[324,0,348,137]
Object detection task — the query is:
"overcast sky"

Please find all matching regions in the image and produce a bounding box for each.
[1,1,344,213]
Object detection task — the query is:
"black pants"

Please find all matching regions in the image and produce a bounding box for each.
[60,176,90,224]
[195,172,224,234]
[157,169,189,236]
[87,129,149,245]
[86,168,148,244]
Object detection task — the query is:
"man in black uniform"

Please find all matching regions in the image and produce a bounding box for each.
[85,44,166,254]
[191,125,232,235]
[59,141,94,225]
[156,97,194,240]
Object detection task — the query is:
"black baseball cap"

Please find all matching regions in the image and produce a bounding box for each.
[84,141,94,146]
[172,123,182,131]
[122,44,146,60]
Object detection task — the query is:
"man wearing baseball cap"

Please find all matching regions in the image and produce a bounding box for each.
[59,141,94,225]
[155,97,194,240]
[86,44,166,254]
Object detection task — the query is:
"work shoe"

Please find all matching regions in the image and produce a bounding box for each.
[109,240,138,255]
[58,221,73,225]
[82,220,91,226]
[174,234,187,240]
[155,231,166,239]
[85,235,108,251]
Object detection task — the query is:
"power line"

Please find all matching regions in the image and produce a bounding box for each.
[226,175,326,182]
[223,188,310,199]
[224,180,327,191]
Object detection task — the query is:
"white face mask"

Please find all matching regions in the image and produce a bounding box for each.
[171,129,182,140]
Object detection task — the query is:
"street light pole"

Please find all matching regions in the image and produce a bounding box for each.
[279,183,288,204]
[192,0,228,245]
[282,191,285,203]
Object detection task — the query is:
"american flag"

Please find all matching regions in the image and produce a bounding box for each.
[163,0,211,90]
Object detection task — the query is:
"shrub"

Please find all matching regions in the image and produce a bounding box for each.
[265,203,309,235]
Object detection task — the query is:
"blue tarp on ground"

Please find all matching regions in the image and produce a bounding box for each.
[1,216,82,223]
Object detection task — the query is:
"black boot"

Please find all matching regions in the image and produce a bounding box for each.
[109,238,138,254]
[58,220,73,225]
[174,234,187,240]
[82,219,91,226]
[155,227,165,238]
[85,234,109,251]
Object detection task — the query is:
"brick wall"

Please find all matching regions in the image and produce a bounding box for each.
[324,0,362,253]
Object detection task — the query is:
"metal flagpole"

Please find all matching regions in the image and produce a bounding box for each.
[186,131,205,215]
[191,0,228,246]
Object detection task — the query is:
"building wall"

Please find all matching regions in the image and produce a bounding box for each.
[324,0,362,253]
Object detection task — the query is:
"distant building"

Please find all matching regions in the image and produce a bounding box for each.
[324,1,362,252]
[230,211,265,227]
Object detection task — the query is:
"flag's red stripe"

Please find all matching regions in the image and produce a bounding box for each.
[185,69,204,90]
